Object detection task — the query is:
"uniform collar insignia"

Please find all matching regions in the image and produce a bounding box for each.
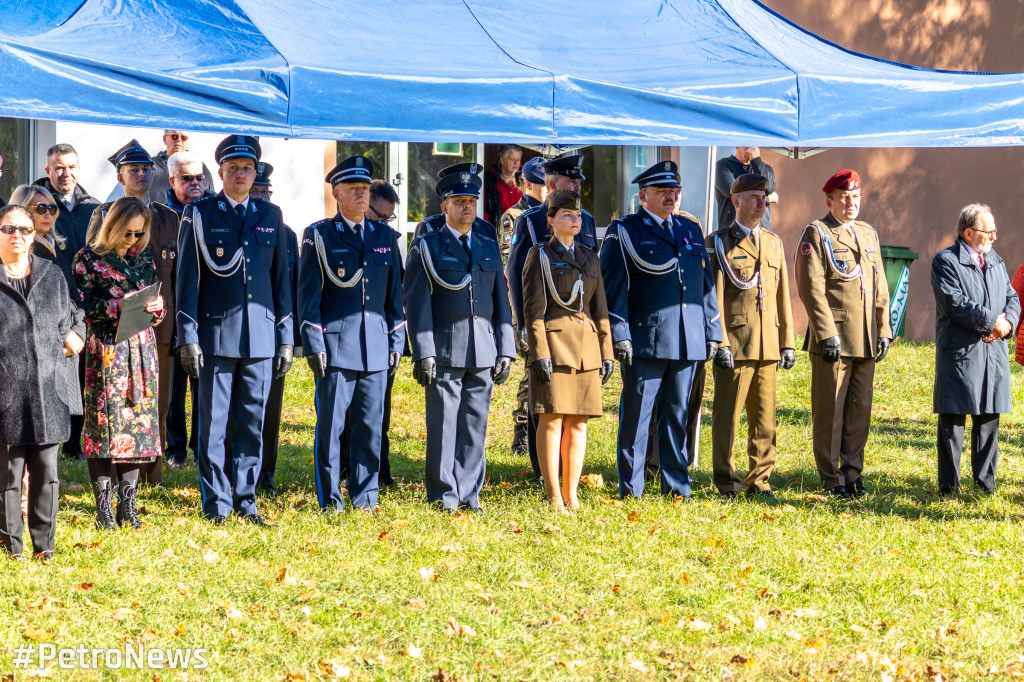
[218,201,227,211]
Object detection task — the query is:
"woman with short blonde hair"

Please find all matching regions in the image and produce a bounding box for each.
[73,196,163,530]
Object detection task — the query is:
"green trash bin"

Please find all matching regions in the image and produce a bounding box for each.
[880,245,919,338]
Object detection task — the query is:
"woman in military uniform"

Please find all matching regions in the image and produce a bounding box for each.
[522,190,614,511]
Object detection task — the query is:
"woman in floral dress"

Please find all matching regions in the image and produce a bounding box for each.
[73,197,164,530]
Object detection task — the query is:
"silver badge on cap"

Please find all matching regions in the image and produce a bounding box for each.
[257,162,265,173]
[664,162,671,171]
[355,157,363,167]
[461,172,471,183]
[236,136,245,144]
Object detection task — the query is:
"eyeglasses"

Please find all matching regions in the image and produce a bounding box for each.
[369,206,397,223]
[972,228,997,235]
[32,203,59,216]
[176,174,204,184]
[0,225,35,236]
[165,134,188,141]
[124,230,146,239]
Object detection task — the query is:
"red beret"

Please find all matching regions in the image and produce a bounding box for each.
[822,169,861,193]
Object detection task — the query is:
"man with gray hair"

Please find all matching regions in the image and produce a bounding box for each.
[931,203,1019,497]
[147,130,215,205]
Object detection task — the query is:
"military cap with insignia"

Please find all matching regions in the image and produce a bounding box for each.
[253,162,274,186]
[632,160,680,189]
[108,139,153,169]
[215,135,261,164]
[822,169,861,193]
[520,157,545,185]
[546,189,582,214]
[540,154,585,180]
[436,170,482,200]
[326,156,374,186]
[436,162,483,179]
[730,173,767,194]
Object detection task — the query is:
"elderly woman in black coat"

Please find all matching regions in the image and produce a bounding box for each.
[0,205,86,560]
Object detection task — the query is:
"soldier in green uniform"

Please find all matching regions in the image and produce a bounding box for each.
[706,174,795,501]
[794,169,892,499]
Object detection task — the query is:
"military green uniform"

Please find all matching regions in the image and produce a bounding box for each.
[707,223,795,494]
[499,193,542,453]
[794,213,892,490]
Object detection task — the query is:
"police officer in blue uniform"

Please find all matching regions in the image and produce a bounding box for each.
[412,163,498,242]
[248,162,301,496]
[299,156,404,512]
[175,135,294,524]
[505,154,598,477]
[600,161,722,499]
[404,171,515,512]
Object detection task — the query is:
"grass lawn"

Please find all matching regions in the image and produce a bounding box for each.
[4,338,1024,680]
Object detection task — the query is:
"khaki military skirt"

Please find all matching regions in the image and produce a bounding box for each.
[530,365,603,417]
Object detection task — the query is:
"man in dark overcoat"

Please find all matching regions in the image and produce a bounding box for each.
[931,203,1019,495]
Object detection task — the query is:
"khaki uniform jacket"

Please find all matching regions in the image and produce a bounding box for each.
[706,223,794,361]
[795,213,892,358]
[523,238,613,370]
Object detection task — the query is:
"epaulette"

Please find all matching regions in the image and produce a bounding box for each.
[519,204,544,218]
[192,195,216,205]
[310,218,334,229]
[677,210,701,228]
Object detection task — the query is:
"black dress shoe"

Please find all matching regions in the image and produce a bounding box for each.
[32,550,53,561]
[240,513,270,526]
[847,480,867,498]
[746,489,779,503]
[165,455,187,470]
[208,515,228,525]
[823,485,851,500]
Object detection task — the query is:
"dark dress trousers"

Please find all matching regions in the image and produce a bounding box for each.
[931,240,1019,493]
[298,216,404,510]
[0,256,85,556]
[600,210,721,498]
[405,228,515,510]
[176,193,293,518]
[258,224,301,491]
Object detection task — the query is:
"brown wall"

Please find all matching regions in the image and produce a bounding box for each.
[757,0,1024,340]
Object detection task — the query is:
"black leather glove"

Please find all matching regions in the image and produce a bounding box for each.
[413,357,436,387]
[613,340,633,367]
[273,344,294,379]
[306,351,327,379]
[706,341,719,361]
[532,358,553,384]
[822,335,841,363]
[714,346,734,369]
[492,356,512,385]
[875,337,891,362]
[180,343,203,379]
[780,348,796,370]
[388,351,402,377]
[600,359,615,385]
[516,328,529,358]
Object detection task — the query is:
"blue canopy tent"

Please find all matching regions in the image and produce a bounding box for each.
[2,0,1023,146]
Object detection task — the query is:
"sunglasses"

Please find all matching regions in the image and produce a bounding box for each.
[177,174,204,183]
[32,203,59,216]
[166,134,188,141]
[0,225,35,236]
[124,230,146,239]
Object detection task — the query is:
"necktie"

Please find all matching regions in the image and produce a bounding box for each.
[353,222,363,242]
[979,254,985,270]
[459,234,471,257]
[235,204,246,220]
[662,219,673,240]
[751,228,759,247]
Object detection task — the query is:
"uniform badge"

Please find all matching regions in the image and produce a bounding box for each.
[235,135,246,144]
[461,172,472,183]
[355,157,363,167]
[800,242,812,255]
[218,201,227,211]
[664,162,671,171]
[338,268,345,278]
[216,248,224,257]
[257,162,265,173]
[504,234,511,243]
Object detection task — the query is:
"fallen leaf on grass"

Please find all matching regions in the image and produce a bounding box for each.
[511,581,534,589]
[753,616,767,631]
[445,616,476,637]
[580,473,604,488]
[850,624,869,634]
[541,523,560,534]
[317,659,351,678]
[556,660,586,670]
[680,573,691,584]
[73,582,93,592]
[792,608,823,618]
[407,597,426,609]
[22,624,53,641]
[171,624,186,637]
[377,530,390,543]
[479,593,494,603]
[277,567,297,585]
[507,522,524,534]
[73,541,100,551]
[389,519,408,529]
[203,550,219,564]
[627,510,640,523]
[680,617,711,631]
[175,583,192,598]
[419,567,439,582]
[110,607,135,622]
[305,540,318,554]
[805,635,828,651]
[402,644,423,659]
[611,584,622,594]
[600,498,624,507]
